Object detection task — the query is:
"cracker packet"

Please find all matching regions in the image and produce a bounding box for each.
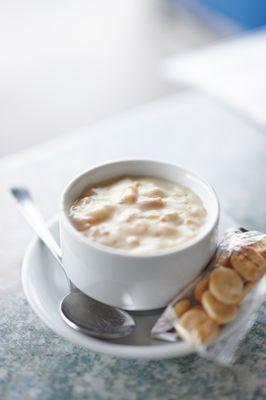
[151,228,266,364]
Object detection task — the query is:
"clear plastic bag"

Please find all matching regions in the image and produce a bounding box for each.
[151,228,266,364]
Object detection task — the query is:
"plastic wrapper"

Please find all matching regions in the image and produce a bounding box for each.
[151,228,266,364]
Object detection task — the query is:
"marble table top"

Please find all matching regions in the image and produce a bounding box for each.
[1,91,265,399]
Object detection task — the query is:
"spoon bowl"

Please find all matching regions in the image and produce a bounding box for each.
[60,292,135,338]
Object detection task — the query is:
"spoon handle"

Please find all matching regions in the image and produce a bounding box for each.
[10,187,63,262]
[10,188,77,292]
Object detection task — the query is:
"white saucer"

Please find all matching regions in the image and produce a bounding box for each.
[22,214,235,359]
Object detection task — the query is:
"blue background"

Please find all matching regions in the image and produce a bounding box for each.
[198,0,266,29]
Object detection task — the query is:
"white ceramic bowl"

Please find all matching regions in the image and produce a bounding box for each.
[60,160,219,311]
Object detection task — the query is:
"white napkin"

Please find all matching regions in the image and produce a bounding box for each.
[163,29,266,127]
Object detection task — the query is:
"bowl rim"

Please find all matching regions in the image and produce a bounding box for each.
[60,158,220,259]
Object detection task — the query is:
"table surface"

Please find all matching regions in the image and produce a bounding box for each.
[1,91,266,400]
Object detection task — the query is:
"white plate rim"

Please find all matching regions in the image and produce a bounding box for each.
[21,218,195,360]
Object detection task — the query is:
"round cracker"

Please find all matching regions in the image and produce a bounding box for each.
[231,250,264,282]
[209,267,243,305]
[177,308,219,345]
[201,290,236,324]
[194,274,210,302]
[173,299,191,317]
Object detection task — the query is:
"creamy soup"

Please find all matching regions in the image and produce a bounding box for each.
[69,176,207,254]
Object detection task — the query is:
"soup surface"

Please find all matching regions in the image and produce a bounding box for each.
[69,176,207,254]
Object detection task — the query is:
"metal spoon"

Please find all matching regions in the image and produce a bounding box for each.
[10,187,135,339]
